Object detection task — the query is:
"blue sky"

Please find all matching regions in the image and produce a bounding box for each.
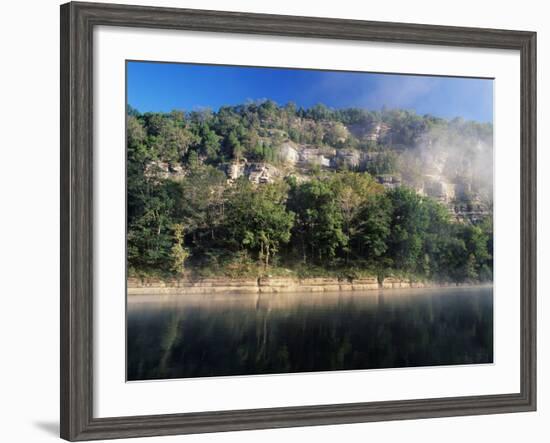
[127,61,493,123]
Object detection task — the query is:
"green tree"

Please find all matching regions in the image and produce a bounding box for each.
[126,104,493,282]
[324,122,349,147]
[353,193,392,263]
[288,178,347,263]
[198,125,221,160]
[225,181,295,269]
[226,131,243,161]
[154,119,197,164]
[127,115,146,148]
[127,181,179,271]
[175,164,227,247]
[385,187,429,272]
[329,172,383,261]
[170,223,190,274]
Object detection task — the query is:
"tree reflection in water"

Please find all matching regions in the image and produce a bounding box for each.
[127,287,493,381]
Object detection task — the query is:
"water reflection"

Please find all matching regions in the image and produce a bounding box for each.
[127,286,493,380]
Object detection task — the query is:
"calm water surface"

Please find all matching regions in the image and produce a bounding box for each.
[127,286,493,381]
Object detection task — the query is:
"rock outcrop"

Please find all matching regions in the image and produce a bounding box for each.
[127,275,469,296]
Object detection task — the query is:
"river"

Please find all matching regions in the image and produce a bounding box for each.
[127,286,493,381]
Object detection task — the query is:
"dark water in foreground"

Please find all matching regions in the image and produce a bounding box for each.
[127,286,493,381]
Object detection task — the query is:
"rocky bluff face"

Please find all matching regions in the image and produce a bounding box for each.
[137,104,492,225]
[214,136,491,224]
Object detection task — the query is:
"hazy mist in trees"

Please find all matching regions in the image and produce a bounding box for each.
[126,101,493,282]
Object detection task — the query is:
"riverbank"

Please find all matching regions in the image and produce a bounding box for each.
[127,276,487,296]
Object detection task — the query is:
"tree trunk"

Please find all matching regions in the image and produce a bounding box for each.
[259,241,264,267]
[265,244,270,270]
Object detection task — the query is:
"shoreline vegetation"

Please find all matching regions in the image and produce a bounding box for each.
[128,102,493,287]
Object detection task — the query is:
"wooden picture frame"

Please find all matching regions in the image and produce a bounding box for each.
[60,1,536,440]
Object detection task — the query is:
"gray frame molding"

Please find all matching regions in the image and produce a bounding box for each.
[60,2,536,441]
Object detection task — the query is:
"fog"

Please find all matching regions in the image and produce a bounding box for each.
[399,124,494,202]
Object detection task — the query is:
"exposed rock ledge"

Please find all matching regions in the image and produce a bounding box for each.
[127,276,475,296]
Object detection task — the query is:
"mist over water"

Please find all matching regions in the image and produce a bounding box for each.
[127,286,493,381]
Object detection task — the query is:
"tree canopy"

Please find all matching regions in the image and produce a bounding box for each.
[127,103,493,282]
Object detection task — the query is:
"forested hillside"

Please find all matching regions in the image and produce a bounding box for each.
[127,101,493,282]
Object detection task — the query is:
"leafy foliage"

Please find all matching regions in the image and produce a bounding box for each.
[127,104,493,282]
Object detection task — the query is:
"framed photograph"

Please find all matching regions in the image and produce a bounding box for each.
[60,1,536,440]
